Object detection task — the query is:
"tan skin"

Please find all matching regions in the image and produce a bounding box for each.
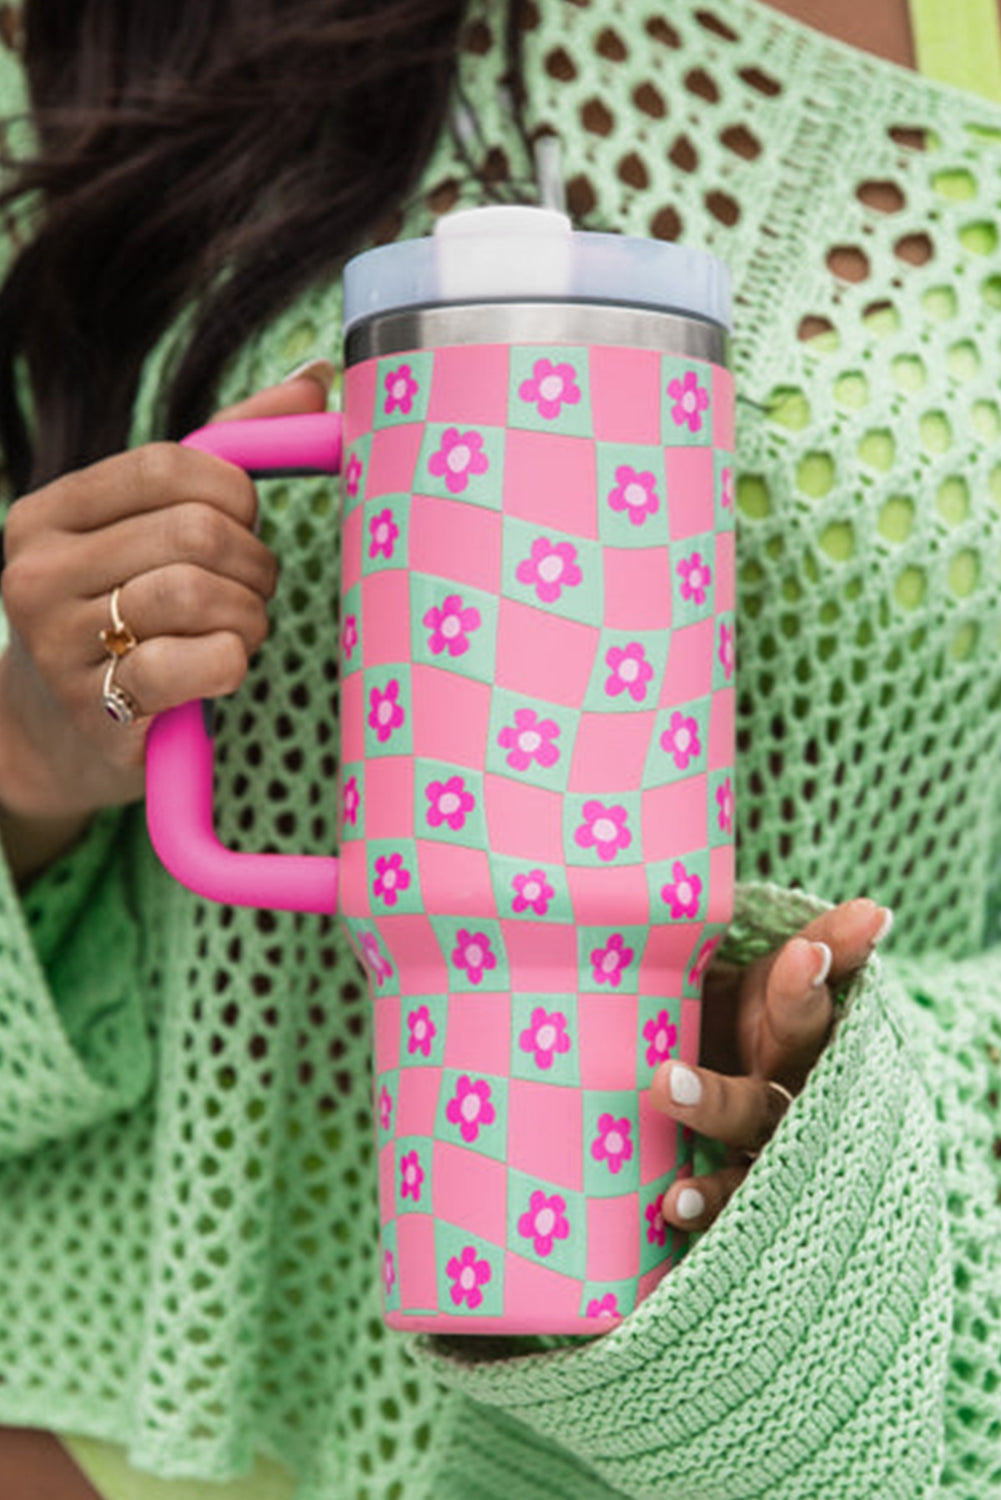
[0,0,931,1491]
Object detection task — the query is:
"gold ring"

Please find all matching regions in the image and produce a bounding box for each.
[99,585,138,658]
[101,658,140,726]
[743,1079,796,1162]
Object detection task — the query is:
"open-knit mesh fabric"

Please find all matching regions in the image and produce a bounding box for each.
[0,1,1000,1498]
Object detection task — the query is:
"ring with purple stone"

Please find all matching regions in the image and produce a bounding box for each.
[101,657,140,726]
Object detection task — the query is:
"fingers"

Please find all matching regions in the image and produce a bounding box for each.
[78,567,270,668]
[72,503,279,601]
[100,631,254,720]
[661,1167,748,1233]
[650,1060,788,1154]
[210,360,335,423]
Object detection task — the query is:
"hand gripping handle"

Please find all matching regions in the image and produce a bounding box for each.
[145,413,343,913]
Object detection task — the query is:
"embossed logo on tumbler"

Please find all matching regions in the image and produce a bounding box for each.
[145,206,734,1335]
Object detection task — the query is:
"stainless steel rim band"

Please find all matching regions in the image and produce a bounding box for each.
[345,300,730,367]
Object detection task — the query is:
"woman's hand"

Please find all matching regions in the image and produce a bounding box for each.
[0,364,331,878]
[651,897,893,1231]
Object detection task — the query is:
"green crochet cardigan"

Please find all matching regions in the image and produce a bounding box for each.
[2,2,1001,1498]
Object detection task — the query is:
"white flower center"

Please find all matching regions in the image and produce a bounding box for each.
[619,658,640,682]
[523,880,541,901]
[539,374,563,401]
[377,700,393,724]
[460,1092,481,1122]
[439,792,460,814]
[405,1164,418,1184]
[447,443,471,473]
[677,881,693,906]
[381,868,397,889]
[460,1266,476,1290]
[536,1208,556,1236]
[538,554,564,583]
[593,817,618,843]
[414,1019,427,1039]
[691,567,705,589]
[683,390,697,412]
[519,730,542,753]
[655,1027,668,1053]
[441,614,462,639]
[675,728,691,751]
[605,1130,623,1156]
[465,944,483,969]
[376,522,390,543]
[393,378,408,399]
[624,482,649,508]
[601,951,620,974]
[537,1024,557,1050]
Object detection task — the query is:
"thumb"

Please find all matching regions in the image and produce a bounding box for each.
[210,358,336,423]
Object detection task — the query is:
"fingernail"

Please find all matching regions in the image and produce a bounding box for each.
[808,940,832,987]
[676,1186,706,1221]
[668,1063,703,1107]
[282,357,337,396]
[872,906,894,945]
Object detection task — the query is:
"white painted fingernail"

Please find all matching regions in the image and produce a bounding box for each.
[808,940,832,987]
[873,906,894,945]
[676,1187,706,1221]
[669,1063,703,1106]
[282,357,336,394]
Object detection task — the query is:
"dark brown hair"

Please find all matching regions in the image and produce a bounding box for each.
[0,0,525,492]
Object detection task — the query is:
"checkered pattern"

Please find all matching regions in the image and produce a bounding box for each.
[340,341,735,1333]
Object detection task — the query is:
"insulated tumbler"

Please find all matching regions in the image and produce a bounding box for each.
[145,206,735,1334]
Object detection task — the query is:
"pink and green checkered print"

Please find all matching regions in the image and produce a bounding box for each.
[338,340,735,1334]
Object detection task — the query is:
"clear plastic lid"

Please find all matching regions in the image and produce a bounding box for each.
[342,206,732,332]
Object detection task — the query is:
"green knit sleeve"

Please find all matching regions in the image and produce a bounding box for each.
[0,802,154,1161]
[412,883,954,1500]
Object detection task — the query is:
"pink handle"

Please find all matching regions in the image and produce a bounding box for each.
[145,413,343,913]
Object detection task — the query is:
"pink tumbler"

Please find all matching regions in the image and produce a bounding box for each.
[146,207,735,1334]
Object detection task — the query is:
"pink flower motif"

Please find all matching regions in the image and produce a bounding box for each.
[425,775,475,832]
[519,357,582,419]
[607,464,660,527]
[373,852,411,907]
[368,507,399,560]
[590,933,635,988]
[586,1292,620,1320]
[677,551,713,606]
[643,1009,678,1069]
[660,712,702,770]
[518,1190,570,1257]
[345,451,363,498]
[511,869,555,916]
[718,621,736,681]
[605,642,654,703]
[721,465,734,510]
[446,1245,492,1309]
[451,930,497,987]
[377,1083,393,1132]
[342,774,360,828]
[368,680,405,743]
[497,707,561,771]
[428,427,489,494]
[575,801,632,863]
[342,613,359,662]
[687,935,720,988]
[446,1074,496,1142]
[406,1004,437,1058]
[400,1150,424,1202]
[515,537,583,604]
[360,930,393,987]
[661,860,703,920]
[383,1249,396,1296]
[668,369,710,433]
[384,362,419,416]
[591,1113,634,1175]
[645,1199,668,1248]
[716,776,735,835]
[423,593,481,658]
[519,1007,572,1070]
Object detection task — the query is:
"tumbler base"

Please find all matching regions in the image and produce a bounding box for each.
[385,1310,620,1335]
